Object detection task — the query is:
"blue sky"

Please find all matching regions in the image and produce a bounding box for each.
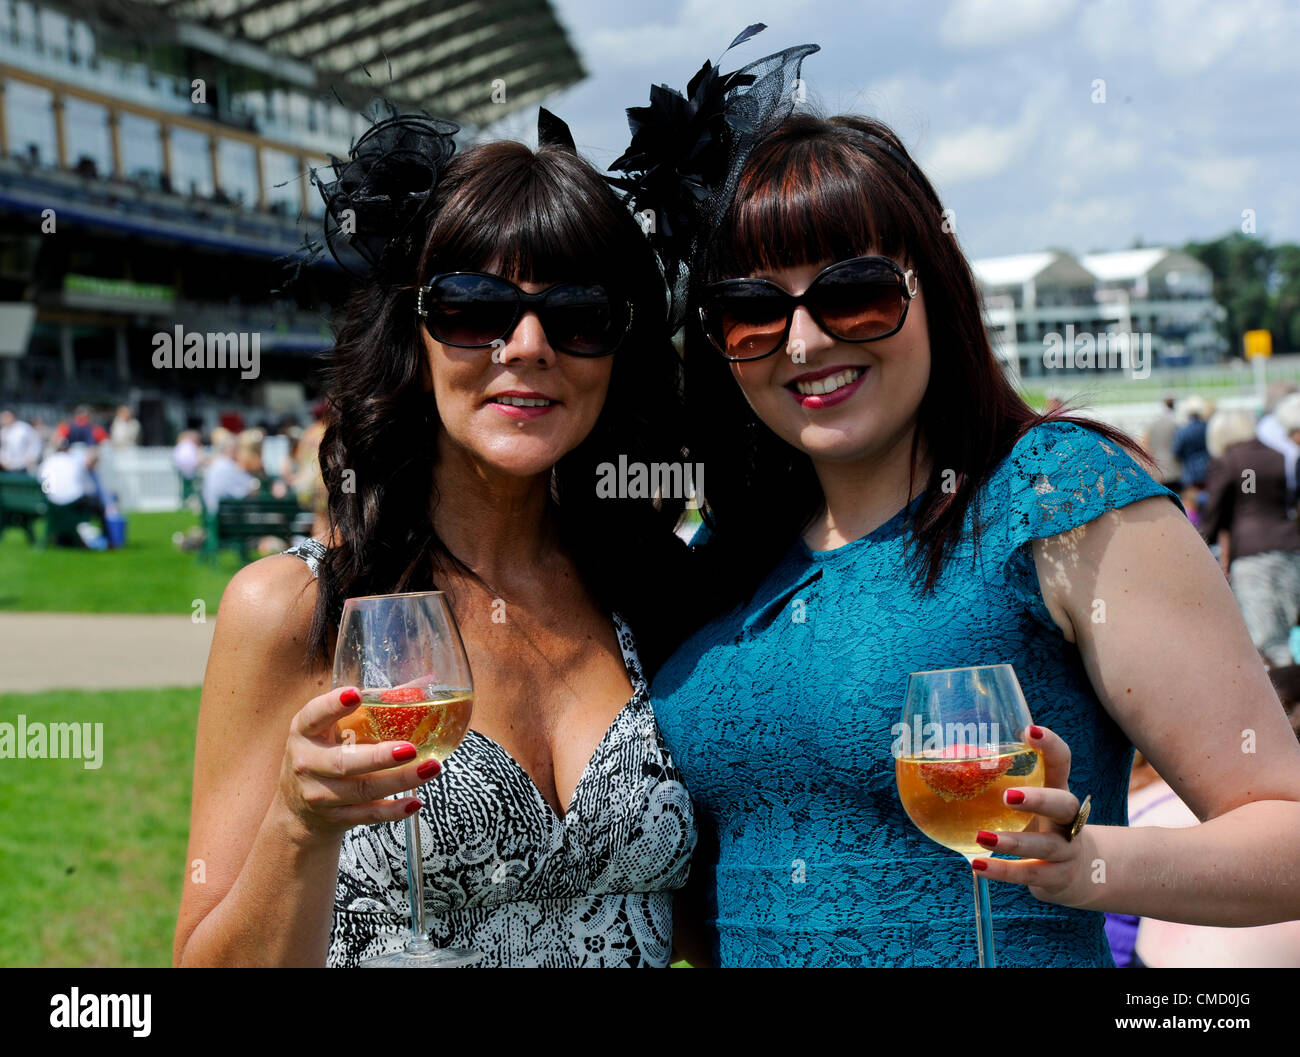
[483,0,1300,261]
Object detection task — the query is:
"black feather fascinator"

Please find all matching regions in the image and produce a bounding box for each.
[304,99,459,283]
[288,100,580,287]
[608,24,819,332]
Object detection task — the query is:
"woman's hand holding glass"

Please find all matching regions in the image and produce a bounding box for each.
[274,684,443,842]
[971,723,1096,909]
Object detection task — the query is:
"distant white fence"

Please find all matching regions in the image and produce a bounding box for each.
[98,447,183,513]
[1026,354,1300,405]
[1070,395,1261,439]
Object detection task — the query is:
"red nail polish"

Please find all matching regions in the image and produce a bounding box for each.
[1006,789,1025,805]
[972,860,988,872]
[403,799,421,816]
[417,759,441,779]
[976,830,998,848]
[392,744,417,762]
[1028,725,1043,740]
[340,688,361,707]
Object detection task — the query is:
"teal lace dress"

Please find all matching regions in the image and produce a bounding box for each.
[651,421,1181,967]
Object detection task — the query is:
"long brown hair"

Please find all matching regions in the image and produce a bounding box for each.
[305,139,690,672]
[686,112,1141,611]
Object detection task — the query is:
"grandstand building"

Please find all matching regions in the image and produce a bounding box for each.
[974,248,1227,381]
[0,0,583,439]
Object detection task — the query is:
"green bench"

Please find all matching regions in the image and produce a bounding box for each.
[202,495,313,564]
[0,471,88,548]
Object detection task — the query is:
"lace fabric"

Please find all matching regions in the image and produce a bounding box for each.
[651,421,1180,967]
[282,538,697,967]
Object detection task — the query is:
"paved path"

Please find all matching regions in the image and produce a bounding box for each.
[0,613,214,692]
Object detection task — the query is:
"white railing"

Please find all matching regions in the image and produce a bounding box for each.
[1069,395,1260,439]
[1018,354,1300,403]
[96,446,182,513]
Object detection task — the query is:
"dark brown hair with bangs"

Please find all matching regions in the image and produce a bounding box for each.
[305,138,691,673]
[686,112,1142,613]
[421,141,633,287]
[706,118,921,283]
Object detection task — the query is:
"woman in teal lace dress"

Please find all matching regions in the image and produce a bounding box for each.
[646,111,1300,967]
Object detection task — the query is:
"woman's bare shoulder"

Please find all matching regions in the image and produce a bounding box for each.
[199,554,331,766]
[213,553,321,664]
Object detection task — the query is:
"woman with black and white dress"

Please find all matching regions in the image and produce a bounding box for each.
[173,111,696,967]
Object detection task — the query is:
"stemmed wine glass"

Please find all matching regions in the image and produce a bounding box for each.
[894,664,1044,968]
[333,591,479,967]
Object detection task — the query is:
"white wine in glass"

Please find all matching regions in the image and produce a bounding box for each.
[337,686,473,764]
[895,664,1044,967]
[333,591,479,968]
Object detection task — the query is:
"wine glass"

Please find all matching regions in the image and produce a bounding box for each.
[894,664,1044,968]
[332,591,480,968]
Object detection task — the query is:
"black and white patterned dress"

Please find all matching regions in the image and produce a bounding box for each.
[284,538,697,967]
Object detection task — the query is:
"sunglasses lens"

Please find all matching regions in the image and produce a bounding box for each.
[705,285,788,359]
[813,260,906,341]
[426,274,517,346]
[543,284,623,356]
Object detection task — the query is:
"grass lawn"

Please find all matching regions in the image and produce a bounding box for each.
[0,510,244,614]
[0,686,200,967]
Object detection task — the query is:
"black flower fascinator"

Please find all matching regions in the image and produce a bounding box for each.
[287,101,583,290]
[306,100,460,282]
[608,24,819,332]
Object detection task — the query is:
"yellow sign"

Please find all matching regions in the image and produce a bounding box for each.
[1244,329,1273,358]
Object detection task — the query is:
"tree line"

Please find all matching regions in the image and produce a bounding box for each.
[1184,233,1300,356]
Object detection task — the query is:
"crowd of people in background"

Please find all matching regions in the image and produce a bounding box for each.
[1,403,148,478]
[0,405,126,547]
[171,404,330,545]
[1137,382,1300,671]
[0,402,330,551]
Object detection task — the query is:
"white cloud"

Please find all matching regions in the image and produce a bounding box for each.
[938,0,1078,50]
[1160,153,1262,234]
[580,0,821,71]
[970,193,1145,258]
[1078,0,1300,76]
[1146,170,1256,248]
[919,85,1056,185]
[924,121,1027,183]
[1053,122,1145,195]
[1180,155,1260,197]
[853,75,910,114]
[536,0,1300,254]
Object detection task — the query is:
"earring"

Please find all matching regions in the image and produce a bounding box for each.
[550,465,561,505]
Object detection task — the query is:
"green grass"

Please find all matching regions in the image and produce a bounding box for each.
[0,686,200,967]
[0,511,243,614]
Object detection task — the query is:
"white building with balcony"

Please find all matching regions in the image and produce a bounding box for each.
[1081,249,1226,367]
[974,248,1226,380]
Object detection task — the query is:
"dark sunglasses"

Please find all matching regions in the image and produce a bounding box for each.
[699,256,919,362]
[415,272,633,358]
